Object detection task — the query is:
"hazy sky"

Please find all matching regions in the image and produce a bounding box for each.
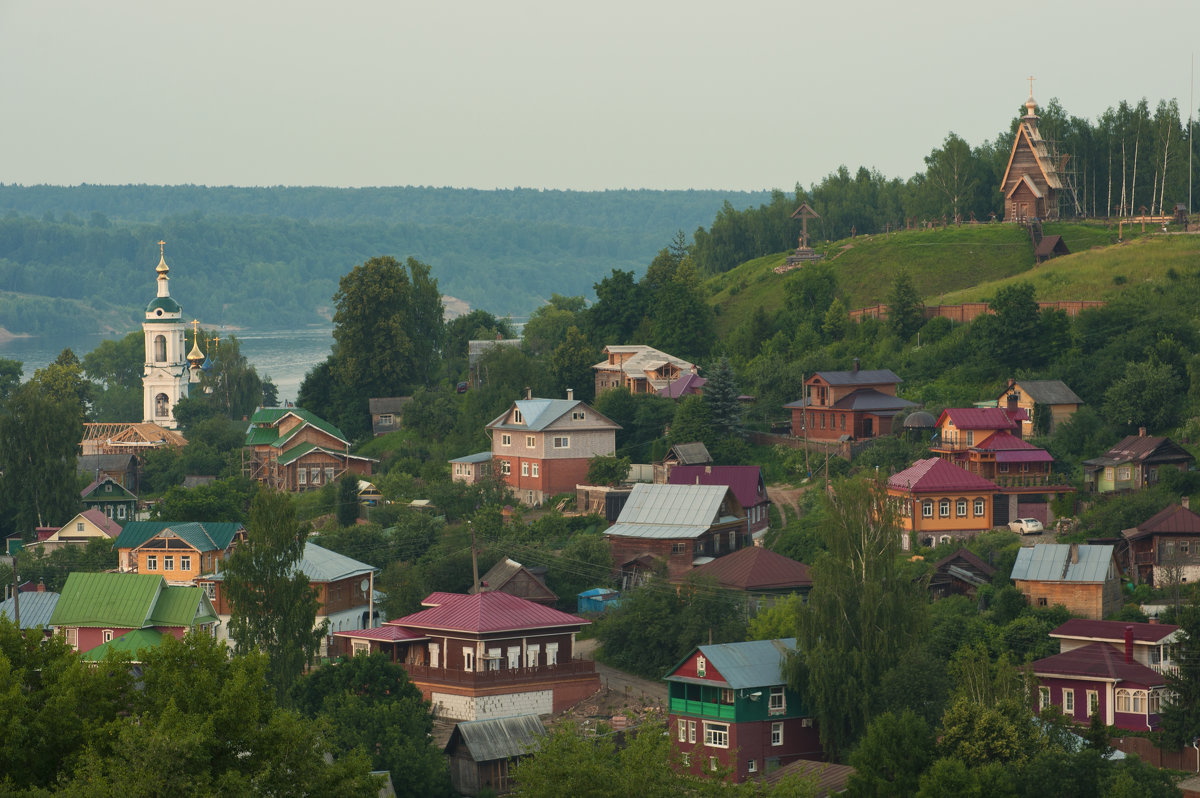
[3,1,1197,192]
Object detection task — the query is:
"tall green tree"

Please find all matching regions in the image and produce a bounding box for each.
[886,271,925,342]
[0,381,83,534]
[32,348,92,421]
[224,490,325,700]
[669,394,714,448]
[1160,601,1200,748]
[921,133,981,220]
[704,356,742,433]
[787,476,928,759]
[336,473,360,528]
[549,325,599,402]
[83,332,144,422]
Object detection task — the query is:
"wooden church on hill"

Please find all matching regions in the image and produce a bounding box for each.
[1000,89,1064,223]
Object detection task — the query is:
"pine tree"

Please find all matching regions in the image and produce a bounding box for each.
[703,356,741,434]
[1160,602,1200,748]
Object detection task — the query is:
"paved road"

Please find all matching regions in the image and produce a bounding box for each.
[575,638,667,708]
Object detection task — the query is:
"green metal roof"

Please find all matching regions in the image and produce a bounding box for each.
[79,629,165,662]
[146,296,182,315]
[245,427,280,446]
[245,407,348,448]
[50,573,163,628]
[116,521,243,552]
[148,586,217,627]
[275,441,320,466]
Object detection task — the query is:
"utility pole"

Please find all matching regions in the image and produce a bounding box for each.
[11,565,19,629]
[469,522,480,594]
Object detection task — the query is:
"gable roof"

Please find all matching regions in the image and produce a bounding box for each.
[297,542,376,583]
[1008,379,1083,406]
[668,465,766,508]
[760,759,857,797]
[444,714,546,761]
[116,521,244,553]
[932,548,997,581]
[79,628,165,663]
[1031,641,1165,686]
[687,546,811,591]
[1010,544,1115,583]
[666,638,795,689]
[974,433,1054,463]
[471,557,557,601]
[148,586,218,627]
[393,591,588,634]
[244,407,348,448]
[368,397,410,414]
[593,345,694,376]
[81,476,138,501]
[49,572,165,628]
[1050,619,1179,647]
[659,372,706,398]
[55,509,123,540]
[808,368,900,387]
[449,451,493,465]
[1124,503,1200,541]
[888,458,999,493]
[1000,112,1064,192]
[0,591,60,629]
[604,483,734,540]
[487,398,620,433]
[1084,435,1195,469]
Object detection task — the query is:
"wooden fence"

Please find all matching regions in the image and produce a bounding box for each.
[849,300,1104,324]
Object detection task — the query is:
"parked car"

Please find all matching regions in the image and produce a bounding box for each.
[1010,518,1044,535]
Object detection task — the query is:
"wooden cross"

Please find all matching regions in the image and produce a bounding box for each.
[1027,75,1035,97]
[159,240,166,257]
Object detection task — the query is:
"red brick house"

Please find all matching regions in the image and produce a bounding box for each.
[784,363,916,441]
[604,482,748,586]
[668,465,770,539]
[666,638,820,783]
[337,591,599,721]
[487,391,620,506]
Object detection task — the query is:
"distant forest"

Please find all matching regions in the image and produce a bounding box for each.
[0,187,770,335]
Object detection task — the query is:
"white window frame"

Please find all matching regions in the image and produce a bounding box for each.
[748,760,757,773]
[553,436,570,449]
[687,720,696,744]
[696,655,706,677]
[429,643,440,668]
[486,647,501,671]
[526,435,536,448]
[500,460,511,475]
[974,498,985,516]
[526,644,540,668]
[922,500,933,518]
[1088,690,1099,716]
[146,555,157,570]
[531,462,539,478]
[117,505,126,519]
[103,629,114,643]
[181,555,191,572]
[513,409,524,424]
[298,468,307,485]
[768,686,785,713]
[939,499,950,517]
[771,722,783,746]
[310,467,321,485]
[1063,688,1074,713]
[507,647,520,669]
[678,720,687,742]
[502,433,512,446]
[546,642,558,666]
[1040,686,1051,710]
[164,556,174,571]
[462,647,475,672]
[956,498,967,517]
[704,722,729,749]
[521,462,529,476]
[325,466,335,483]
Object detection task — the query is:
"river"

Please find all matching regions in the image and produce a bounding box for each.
[0,326,334,405]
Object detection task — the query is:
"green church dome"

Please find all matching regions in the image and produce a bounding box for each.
[146,295,182,316]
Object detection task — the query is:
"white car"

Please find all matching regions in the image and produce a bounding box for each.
[1009,518,1044,535]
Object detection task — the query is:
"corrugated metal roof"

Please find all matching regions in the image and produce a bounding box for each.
[668,638,796,690]
[1010,380,1083,406]
[117,521,244,552]
[49,572,164,628]
[1125,504,1200,541]
[487,398,619,433]
[297,542,376,582]
[449,451,493,464]
[666,442,711,465]
[1010,544,1115,583]
[0,591,60,629]
[938,407,1019,431]
[810,369,901,387]
[614,482,728,526]
[79,628,164,662]
[830,389,918,412]
[1051,619,1178,645]
[669,466,766,510]
[333,625,428,642]
[148,586,216,627]
[888,458,999,493]
[445,714,546,761]
[1032,641,1165,685]
[395,591,588,634]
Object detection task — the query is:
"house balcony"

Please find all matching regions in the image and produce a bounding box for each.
[669,697,736,720]
[991,474,1072,490]
[1151,663,1179,678]
[402,658,597,689]
[1134,552,1156,565]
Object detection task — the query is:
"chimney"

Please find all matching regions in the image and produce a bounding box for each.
[1139,426,1147,437]
[852,358,860,373]
[705,465,712,474]
[566,388,574,401]
[524,386,532,400]
[1070,542,1079,564]
[1124,625,1134,664]
[1149,614,1160,625]
[1184,496,1191,510]
[36,580,45,593]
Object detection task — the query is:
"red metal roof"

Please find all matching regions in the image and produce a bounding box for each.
[686,546,812,591]
[995,450,1054,464]
[395,591,590,634]
[421,592,465,607]
[1126,504,1200,541]
[888,458,999,493]
[1050,619,1179,645]
[937,407,1020,431]
[668,465,767,508]
[333,625,428,642]
[1032,641,1166,686]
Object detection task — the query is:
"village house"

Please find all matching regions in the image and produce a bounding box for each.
[653,441,712,484]
[37,509,123,555]
[665,638,819,783]
[928,548,997,600]
[336,591,599,721]
[681,546,812,615]
[659,371,706,399]
[242,407,375,493]
[886,458,1000,547]
[368,396,410,436]
[49,572,218,655]
[1010,543,1123,620]
[1000,91,1064,222]
[115,521,245,583]
[1082,430,1195,493]
[784,362,916,442]
[486,390,620,506]
[76,452,139,493]
[668,465,771,539]
[1031,619,1177,731]
[996,379,1083,437]
[469,557,558,606]
[1121,500,1200,587]
[929,407,1025,461]
[79,475,138,523]
[592,344,695,396]
[199,542,379,657]
[604,482,748,586]
[444,714,545,797]
[450,451,494,485]
[0,584,59,640]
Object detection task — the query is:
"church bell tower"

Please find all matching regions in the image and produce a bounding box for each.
[142,242,196,428]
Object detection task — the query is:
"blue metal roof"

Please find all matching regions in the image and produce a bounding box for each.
[1010,544,1115,583]
[449,451,493,464]
[667,638,797,690]
[0,591,60,629]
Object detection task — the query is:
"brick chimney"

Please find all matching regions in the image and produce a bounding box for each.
[1183,496,1191,510]
[852,358,860,373]
[1069,542,1079,564]
[1149,614,1160,625]
[524,386,532,400]
[1139,426,1147,437]
[566,388,574,401]
[1124,625,1134,664]
[35,580,45,593]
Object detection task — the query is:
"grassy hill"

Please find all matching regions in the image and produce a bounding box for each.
[706,221,1198,335]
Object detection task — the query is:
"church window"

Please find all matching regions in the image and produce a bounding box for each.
[154,393,169,417]
[153,335,167,362]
